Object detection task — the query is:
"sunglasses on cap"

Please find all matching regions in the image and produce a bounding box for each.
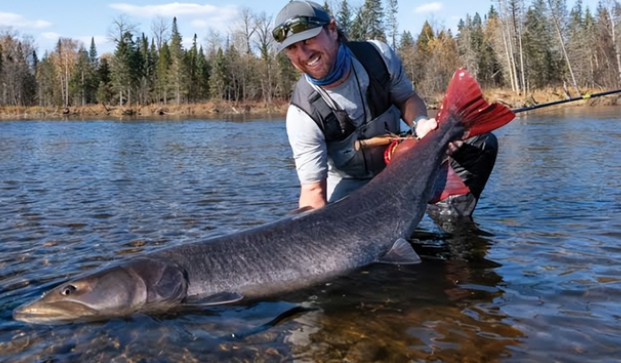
[272,16,328,43]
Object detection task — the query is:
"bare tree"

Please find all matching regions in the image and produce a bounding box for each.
[496,0,520,92]
[386,0,399,49]
[600,0,621,87]
[51,38,80,108]
[151,16,170,50]
[253,12,276,109]
[108,15,138,44]
[0,30,38,106]
[548,0,580,92]
[231,7,257,55]
[205,29,224,60]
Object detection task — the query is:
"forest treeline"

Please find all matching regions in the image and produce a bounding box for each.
[1,0,620,111]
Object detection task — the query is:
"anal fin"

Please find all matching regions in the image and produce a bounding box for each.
[377,238,422,265]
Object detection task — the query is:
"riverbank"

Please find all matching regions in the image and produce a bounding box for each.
[1,88,618,120]
[0,99,291,120]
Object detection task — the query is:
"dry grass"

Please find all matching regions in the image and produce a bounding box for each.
[422,86,620,111]
[484,87,620,109]
[1,89,619,120]
[0,99,290,120]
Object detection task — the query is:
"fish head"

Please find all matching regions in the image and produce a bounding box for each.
[13,257,188,324]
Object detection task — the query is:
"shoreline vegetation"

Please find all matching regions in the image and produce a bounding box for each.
[4,1,621,123]
[1,88,619,120]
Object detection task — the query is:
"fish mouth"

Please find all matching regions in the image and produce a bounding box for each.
[13,300,100,324]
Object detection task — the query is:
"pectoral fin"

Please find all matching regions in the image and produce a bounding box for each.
[184,291,244,307]
[377,238,422,265]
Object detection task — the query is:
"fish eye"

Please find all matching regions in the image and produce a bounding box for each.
[61,285,77,296]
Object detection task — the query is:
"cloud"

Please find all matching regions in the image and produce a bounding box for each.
[415,2,443,13]
[109,2,237,18]
[37,33,114,54]
[109,2,240,35]
[0,12,51,29]
[41,32,62,40]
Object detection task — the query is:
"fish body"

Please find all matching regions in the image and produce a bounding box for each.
[13,69,515,324]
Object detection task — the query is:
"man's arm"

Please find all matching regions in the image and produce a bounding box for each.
[285,105,329,209]
[299,180,327,209]
[366,40,438,139]
[397,91,438,139]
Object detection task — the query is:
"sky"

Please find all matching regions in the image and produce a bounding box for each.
[0,0,601,56]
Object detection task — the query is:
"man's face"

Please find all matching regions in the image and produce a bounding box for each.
[284,21,339,80]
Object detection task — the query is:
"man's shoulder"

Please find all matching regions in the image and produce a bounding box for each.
[346,41,391,81]
[347,40,392,58]
[291,76,317,107]
[351,40,403,81]
[286,104,323,139]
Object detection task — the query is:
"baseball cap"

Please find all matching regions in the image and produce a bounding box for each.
[273,1,331,52]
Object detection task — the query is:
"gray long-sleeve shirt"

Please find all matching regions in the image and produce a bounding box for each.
[285,40,415,200]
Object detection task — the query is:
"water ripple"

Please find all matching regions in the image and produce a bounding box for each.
[0,109,620,362]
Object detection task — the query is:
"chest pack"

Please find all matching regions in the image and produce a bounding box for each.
[290,41,393,142]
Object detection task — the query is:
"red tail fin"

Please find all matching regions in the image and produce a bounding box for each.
[436,69,515,138]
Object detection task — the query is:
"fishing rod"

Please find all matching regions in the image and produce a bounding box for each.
[511,88,621,114]
[367,86,621,147]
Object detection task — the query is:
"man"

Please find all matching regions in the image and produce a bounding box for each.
[273,1,498,221]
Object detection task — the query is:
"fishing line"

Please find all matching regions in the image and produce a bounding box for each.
[511,88,621,114]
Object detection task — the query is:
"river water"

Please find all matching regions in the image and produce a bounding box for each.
[0,107,619,362]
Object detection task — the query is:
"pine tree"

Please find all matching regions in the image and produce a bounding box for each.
[88,37,98,67]
[350,10,369,41]
[386,0,399,48]
[96,55,113,105]
[196,46,210,100]
[337,0,353,37]
[323,0,333,16]
[523,0,562,88]
[138,33,155,105]
[275,51,299,99]
[209,47,228,100]
[69,46,90,106]
[156,42,172,104]
[12,42,38,106]
[363,0,386,41]
[397,30,415,82]
[186,34,199,103]
[169,17,188,104]
[581,6,597,87]
[111,31,142,106]
[148,39,159,103]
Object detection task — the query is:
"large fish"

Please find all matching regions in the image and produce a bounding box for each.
[13,69,515,324]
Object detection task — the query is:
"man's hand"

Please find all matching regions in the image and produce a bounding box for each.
[447,140,464,155]
[414,117,438,139]
[414,118,463,155]
[299,180,327,209]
